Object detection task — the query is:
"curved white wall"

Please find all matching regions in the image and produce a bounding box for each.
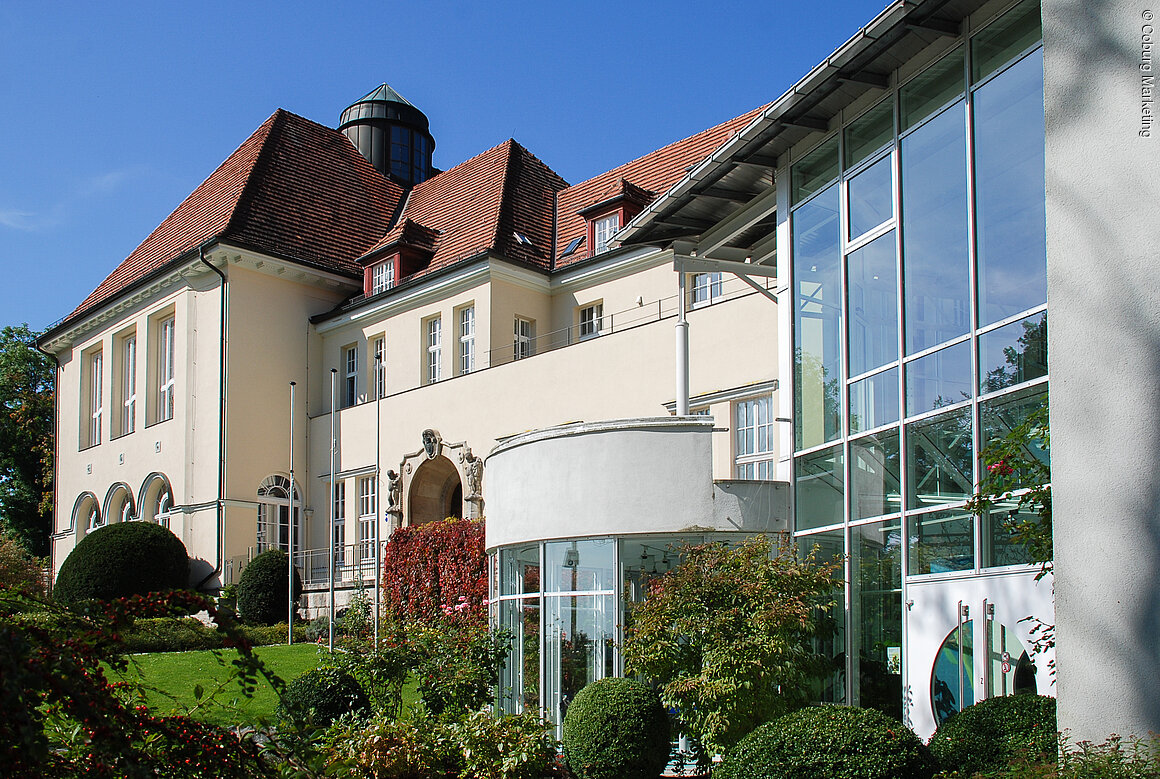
[484,417,788,550]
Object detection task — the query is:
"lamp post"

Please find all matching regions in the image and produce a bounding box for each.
[288,381,296,644]
[328,368,337,652]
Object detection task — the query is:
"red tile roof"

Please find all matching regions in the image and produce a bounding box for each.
[363,139,567,281]
[65,109,404,327]
[554,106,767,268]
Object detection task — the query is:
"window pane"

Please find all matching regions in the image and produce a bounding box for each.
[972,0,1042,83]
[850,367,900,434]
[906,341,972,416]
[902,104,970,354]
[909,507,975,575]
[979,312,1047,393]
[974,51,1047,326]
[500,544,541,596]
[543,539,615,593]
[851,518,903,717]
[848,230,898,376]
[792,135,839,205]
[980,387,1049,479]
[845,99,894,169]
[901,49,965,130]
[542,593,614,727]
[795,445,845,531]
[851,430,901,520]
[794,185,842,450]
[982,504,1039,568]
[848,156,893,239]
[797,528,847,705]
[907,408,974,509]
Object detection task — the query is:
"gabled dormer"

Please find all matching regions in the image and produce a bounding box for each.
[359,219,441,296]
[576,179,654,256]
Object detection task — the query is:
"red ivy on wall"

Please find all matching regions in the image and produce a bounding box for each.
[380,518,487,625]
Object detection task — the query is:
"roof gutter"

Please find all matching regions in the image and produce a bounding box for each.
[195,244,229,591]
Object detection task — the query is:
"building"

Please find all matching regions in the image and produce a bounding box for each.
[38,0,1160,747]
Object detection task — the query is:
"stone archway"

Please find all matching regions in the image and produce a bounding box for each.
[408,455,463,527]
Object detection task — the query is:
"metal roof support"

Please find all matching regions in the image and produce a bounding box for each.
[694,185,779,257]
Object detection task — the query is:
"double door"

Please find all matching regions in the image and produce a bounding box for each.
[904,570,1054,739]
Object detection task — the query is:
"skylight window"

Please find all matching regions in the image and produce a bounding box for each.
[562,236,584,256]
[514,232,533,246]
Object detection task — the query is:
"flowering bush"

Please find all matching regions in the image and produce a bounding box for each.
[407,618,512,715]
[381,518,487,626]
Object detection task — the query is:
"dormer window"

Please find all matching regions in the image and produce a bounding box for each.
[371,260,395,295]
[593,213,620,255]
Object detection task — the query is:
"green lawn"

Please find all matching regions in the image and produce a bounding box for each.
[111,643,330,727]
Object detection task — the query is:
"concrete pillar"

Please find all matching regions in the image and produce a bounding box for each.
[1043,0,1160,742]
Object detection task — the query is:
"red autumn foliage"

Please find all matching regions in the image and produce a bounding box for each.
[380,518,487,625]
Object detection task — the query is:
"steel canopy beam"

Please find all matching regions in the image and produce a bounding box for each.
[693,185,779,257]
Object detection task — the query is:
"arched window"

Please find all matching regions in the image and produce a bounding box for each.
[71,492,100,536]
[104,483,136,525]
[257,475,301,554]
[138,473,174,529]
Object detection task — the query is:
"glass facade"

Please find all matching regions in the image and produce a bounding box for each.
[492,533,749,735]
[792,0,1047,712]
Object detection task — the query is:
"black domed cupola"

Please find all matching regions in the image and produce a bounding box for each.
[339,84,435,188]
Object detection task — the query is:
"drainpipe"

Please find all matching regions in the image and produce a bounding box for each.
[196,244,228,591]
[33,339,61,582]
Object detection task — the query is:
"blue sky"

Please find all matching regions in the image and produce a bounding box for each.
[0,0,886,332]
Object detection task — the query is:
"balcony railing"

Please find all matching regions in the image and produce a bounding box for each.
[291,543,381,588]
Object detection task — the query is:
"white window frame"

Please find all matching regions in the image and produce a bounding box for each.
[357,475,376,563]
[691,272,723,309]
[593,213,619,254]
[372,336,386,399]
[343,344,359,407]
[579,302,604,340]
[514,316,533,361]
[121,335,136,435]
[334,481,346,566]
[158,317,175,422]
[88,350,103,447]
[426,316,443,384]
[370,260,395,295]
[734,395,775,479]
[458,305,476,375]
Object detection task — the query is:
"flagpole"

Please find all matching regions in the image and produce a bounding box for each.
[374,353,382,647]
[288,381,296,644]
[329,368,337,652]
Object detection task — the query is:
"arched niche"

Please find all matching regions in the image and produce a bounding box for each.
[103,482,136,524]
[407,454,463,527]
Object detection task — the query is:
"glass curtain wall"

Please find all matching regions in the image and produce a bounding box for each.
[790,0,1047,712]
[492,533,750,735]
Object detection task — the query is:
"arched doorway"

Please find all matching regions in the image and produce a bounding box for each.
[408,455,463,527]
[257,474,301,553]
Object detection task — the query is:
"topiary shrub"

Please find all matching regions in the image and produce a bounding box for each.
[716,705,935,779]
[53,522,189,606]
[277,666,369,726]
[562,677,670,779]
[929,694,1057,776]
[235,549,302,626]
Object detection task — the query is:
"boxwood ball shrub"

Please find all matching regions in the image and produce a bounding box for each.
[716,705,935,779]
[562,678,670,779]
[54,521,189,606]
[928,694,1057,776]
[277,666,370,726]
[236,549,303,625]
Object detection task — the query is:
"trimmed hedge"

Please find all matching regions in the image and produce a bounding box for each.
[716,705,935,779]
[277,666,369,726]
[117,617,307,653]
[54,522,189,606]
[562,678,670,779]
[236,549,303,626]
[929,694,1057,776]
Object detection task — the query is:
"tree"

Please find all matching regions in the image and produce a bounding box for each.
[622,534,839,758]
[0,324,54,556]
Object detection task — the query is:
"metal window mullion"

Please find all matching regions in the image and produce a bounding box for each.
[964,41,983,579]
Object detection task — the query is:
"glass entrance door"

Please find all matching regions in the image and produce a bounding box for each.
[905,570,1052,739]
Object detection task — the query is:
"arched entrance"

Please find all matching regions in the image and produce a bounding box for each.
[256,474,301,553]
[408,455,463,527]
